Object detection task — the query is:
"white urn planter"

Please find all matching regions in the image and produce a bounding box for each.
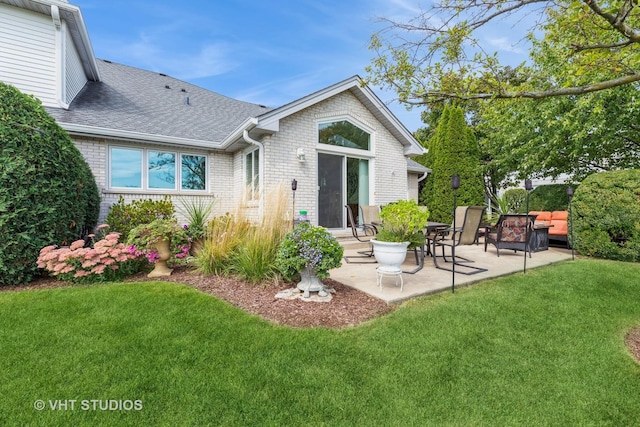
[297,266,328,298]
[371,239,410,273]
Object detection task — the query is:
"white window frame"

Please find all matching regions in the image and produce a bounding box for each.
[244,147,260,201]
[108,146,208,192]
[317,117,375,155]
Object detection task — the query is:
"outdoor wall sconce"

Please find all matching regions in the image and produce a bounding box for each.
[296,148,306,162]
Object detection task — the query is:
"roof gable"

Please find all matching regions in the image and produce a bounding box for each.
[249,75,424,156]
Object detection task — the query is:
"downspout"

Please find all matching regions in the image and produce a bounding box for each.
[51,5,70,109]
[242,129,265,221]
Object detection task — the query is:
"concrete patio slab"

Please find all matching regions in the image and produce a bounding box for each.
[331,239,574,304]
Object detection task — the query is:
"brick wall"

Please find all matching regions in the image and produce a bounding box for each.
[72,136,234,224]
[259,91,410,224]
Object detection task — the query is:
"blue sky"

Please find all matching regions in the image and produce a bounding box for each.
[73,0,530,133]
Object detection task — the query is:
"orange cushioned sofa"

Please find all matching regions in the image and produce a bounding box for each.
[528,210,569,246]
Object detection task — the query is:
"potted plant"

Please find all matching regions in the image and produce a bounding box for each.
[127,218,190,277]
[275,222,344,298]
[372,200,430,272]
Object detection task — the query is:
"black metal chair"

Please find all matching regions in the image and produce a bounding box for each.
[427,206,487,275]
[484,214,537,257]
[359,205,381,232]
[344,205,377,262]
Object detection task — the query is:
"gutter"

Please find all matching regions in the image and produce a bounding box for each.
[242,128,265,220]
[60,122,220,149]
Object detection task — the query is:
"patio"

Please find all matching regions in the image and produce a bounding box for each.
[333,237,574,304]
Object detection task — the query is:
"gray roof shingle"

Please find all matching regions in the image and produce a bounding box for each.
[46,59,271,144]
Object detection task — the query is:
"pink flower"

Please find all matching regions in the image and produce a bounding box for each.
[97,224,110,230]
[82,259,98,268]
[105,232,120,241]
[60,265,74,274]
[70,239,85,251]
[146,251,160,263]
[53,262,69,272]
[39,245,57,255]
[74,270,91,278]
[91,265,106,274]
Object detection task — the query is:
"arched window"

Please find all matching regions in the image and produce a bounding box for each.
[318,120,370,151]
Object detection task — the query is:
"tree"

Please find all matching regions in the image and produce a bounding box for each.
[476,84,640,182]
[366,0,640,105]
[422,105,485,222]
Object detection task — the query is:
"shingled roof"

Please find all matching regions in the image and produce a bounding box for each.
[46,59,271,145]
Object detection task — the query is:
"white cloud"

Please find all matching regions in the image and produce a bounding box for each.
[486,37,525,54]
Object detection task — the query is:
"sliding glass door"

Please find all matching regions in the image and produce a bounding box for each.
[318,153,369,229]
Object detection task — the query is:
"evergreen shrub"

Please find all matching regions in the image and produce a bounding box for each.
[572,170,640,262]
[423,105,485,222]
[529,184,577,212]
[0,83,100,285]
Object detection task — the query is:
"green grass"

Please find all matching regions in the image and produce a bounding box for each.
[1,259,640,426]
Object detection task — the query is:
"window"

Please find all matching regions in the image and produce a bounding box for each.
[245,148,260,200]
[148,151,176,189]
[109,147,207,191]
[318,120,370,151]
[110,147,142,188]
[181,154,206,190]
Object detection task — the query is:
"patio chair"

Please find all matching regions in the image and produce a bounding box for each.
[484,214,538,257]
[359,205,381,232]
[427,206,487,275]
[344,205,377,263]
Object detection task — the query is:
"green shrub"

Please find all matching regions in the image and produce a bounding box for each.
[529,184,577,212]
[106,196,174,241]
[276,222,343,280]
[572,170,640,262]
[503,188,527,213]
[0,82,100,285]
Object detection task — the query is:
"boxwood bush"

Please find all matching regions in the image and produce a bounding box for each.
[572,170,640,262]
[0,82,100,285]
[106,195,175,241]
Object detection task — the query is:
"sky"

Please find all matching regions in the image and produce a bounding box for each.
[72,0,531,133]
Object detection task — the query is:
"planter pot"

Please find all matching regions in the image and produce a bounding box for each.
[371,239,410,273]
[189,237,204,256]
[148,239,173,278]
[297,266,328,298]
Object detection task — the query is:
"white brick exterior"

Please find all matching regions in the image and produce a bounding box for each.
[73,136,234,224]
[240,91,411,227]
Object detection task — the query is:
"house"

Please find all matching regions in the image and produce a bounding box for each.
[0,0,429,231]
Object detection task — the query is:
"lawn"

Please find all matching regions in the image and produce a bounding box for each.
[1,259,639,426]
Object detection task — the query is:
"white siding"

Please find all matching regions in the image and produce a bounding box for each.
[0,3,57,106]
[64,20,87,104]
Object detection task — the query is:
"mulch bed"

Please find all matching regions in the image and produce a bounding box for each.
[1,267,394,329]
